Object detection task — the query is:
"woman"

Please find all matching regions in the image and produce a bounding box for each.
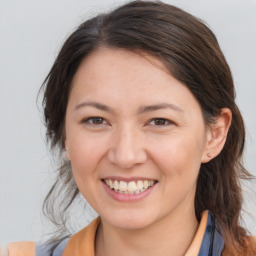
[7,1,256,255]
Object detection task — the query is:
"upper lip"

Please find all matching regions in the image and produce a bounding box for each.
[101,176,158,182]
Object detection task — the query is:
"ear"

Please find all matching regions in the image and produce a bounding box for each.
[65,148,71,160]
[64,140,71,160]
[201,108,232,163]
[63,129,70,160]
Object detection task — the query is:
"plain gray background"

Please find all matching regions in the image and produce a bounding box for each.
[0,0,256,245]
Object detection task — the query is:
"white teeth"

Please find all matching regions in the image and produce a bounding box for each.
[143,180,149,189]
[114,180,119,190]
[137,180,143,190]
[109,180,114,189]
[128,181,137,193]
[119,181,128,192]
[104,179,156,194]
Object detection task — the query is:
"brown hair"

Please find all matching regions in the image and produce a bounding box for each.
[41,1,255,254]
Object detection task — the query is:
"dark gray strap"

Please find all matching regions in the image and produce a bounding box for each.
[198,212,224,256]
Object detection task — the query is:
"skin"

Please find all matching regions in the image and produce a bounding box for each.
[65,47,231,256]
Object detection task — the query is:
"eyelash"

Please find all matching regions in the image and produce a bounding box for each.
[81,117,174,127]
[148,118,173,126]
[81,117,109,126]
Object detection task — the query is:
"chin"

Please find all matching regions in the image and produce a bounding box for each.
[103,210,158,231]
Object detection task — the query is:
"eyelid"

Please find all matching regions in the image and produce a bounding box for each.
[80,117,174,127]
[81,116,109,126]
[148,118,174,126]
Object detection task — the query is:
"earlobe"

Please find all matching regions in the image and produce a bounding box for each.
[206,152,212,158]
[201,108,232,163]
[64,143,70,160]
[65,149,70,160]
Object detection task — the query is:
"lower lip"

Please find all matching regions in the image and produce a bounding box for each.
[102,181,157,202]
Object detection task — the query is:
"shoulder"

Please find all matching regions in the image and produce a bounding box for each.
[61,217,100,256]
[222,236,256,256]
[0,245,8,256]
[246,235,256,243]
[35,237,70,256]
[245,235,256,249]
[6,241,36,256]
[3,238,70,256]
[4,217,100,256]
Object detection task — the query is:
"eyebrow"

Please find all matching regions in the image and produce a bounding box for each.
[75,101,184,114]
[138,103,184,114]
[75,101,115,113]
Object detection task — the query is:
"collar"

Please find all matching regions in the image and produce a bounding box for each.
[62,217,100,256]
[62,211,224,256]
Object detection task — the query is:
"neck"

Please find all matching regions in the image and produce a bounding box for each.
[95,207,199,256]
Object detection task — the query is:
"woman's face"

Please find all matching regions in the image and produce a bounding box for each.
[65,47,210,230]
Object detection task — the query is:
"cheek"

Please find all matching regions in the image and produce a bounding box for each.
[70,146,99,176]
[68,130,108,168]
[148,132,205,178]
[67,136,105,193]
[68,140,102,203]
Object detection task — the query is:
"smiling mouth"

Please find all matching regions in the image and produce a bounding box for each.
[102,179,158,194]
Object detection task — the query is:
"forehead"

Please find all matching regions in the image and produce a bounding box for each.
[72,47,170,88]
[69,47,201,114]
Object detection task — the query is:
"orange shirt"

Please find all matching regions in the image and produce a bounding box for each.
[7,211,225,256]
[62,211,208,256]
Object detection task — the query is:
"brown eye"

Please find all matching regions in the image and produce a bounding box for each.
[91,117,104,124]
[83,117,107,125]
[149,118,172,126]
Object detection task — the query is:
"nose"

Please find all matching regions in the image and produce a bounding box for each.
[107,127,147,169]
